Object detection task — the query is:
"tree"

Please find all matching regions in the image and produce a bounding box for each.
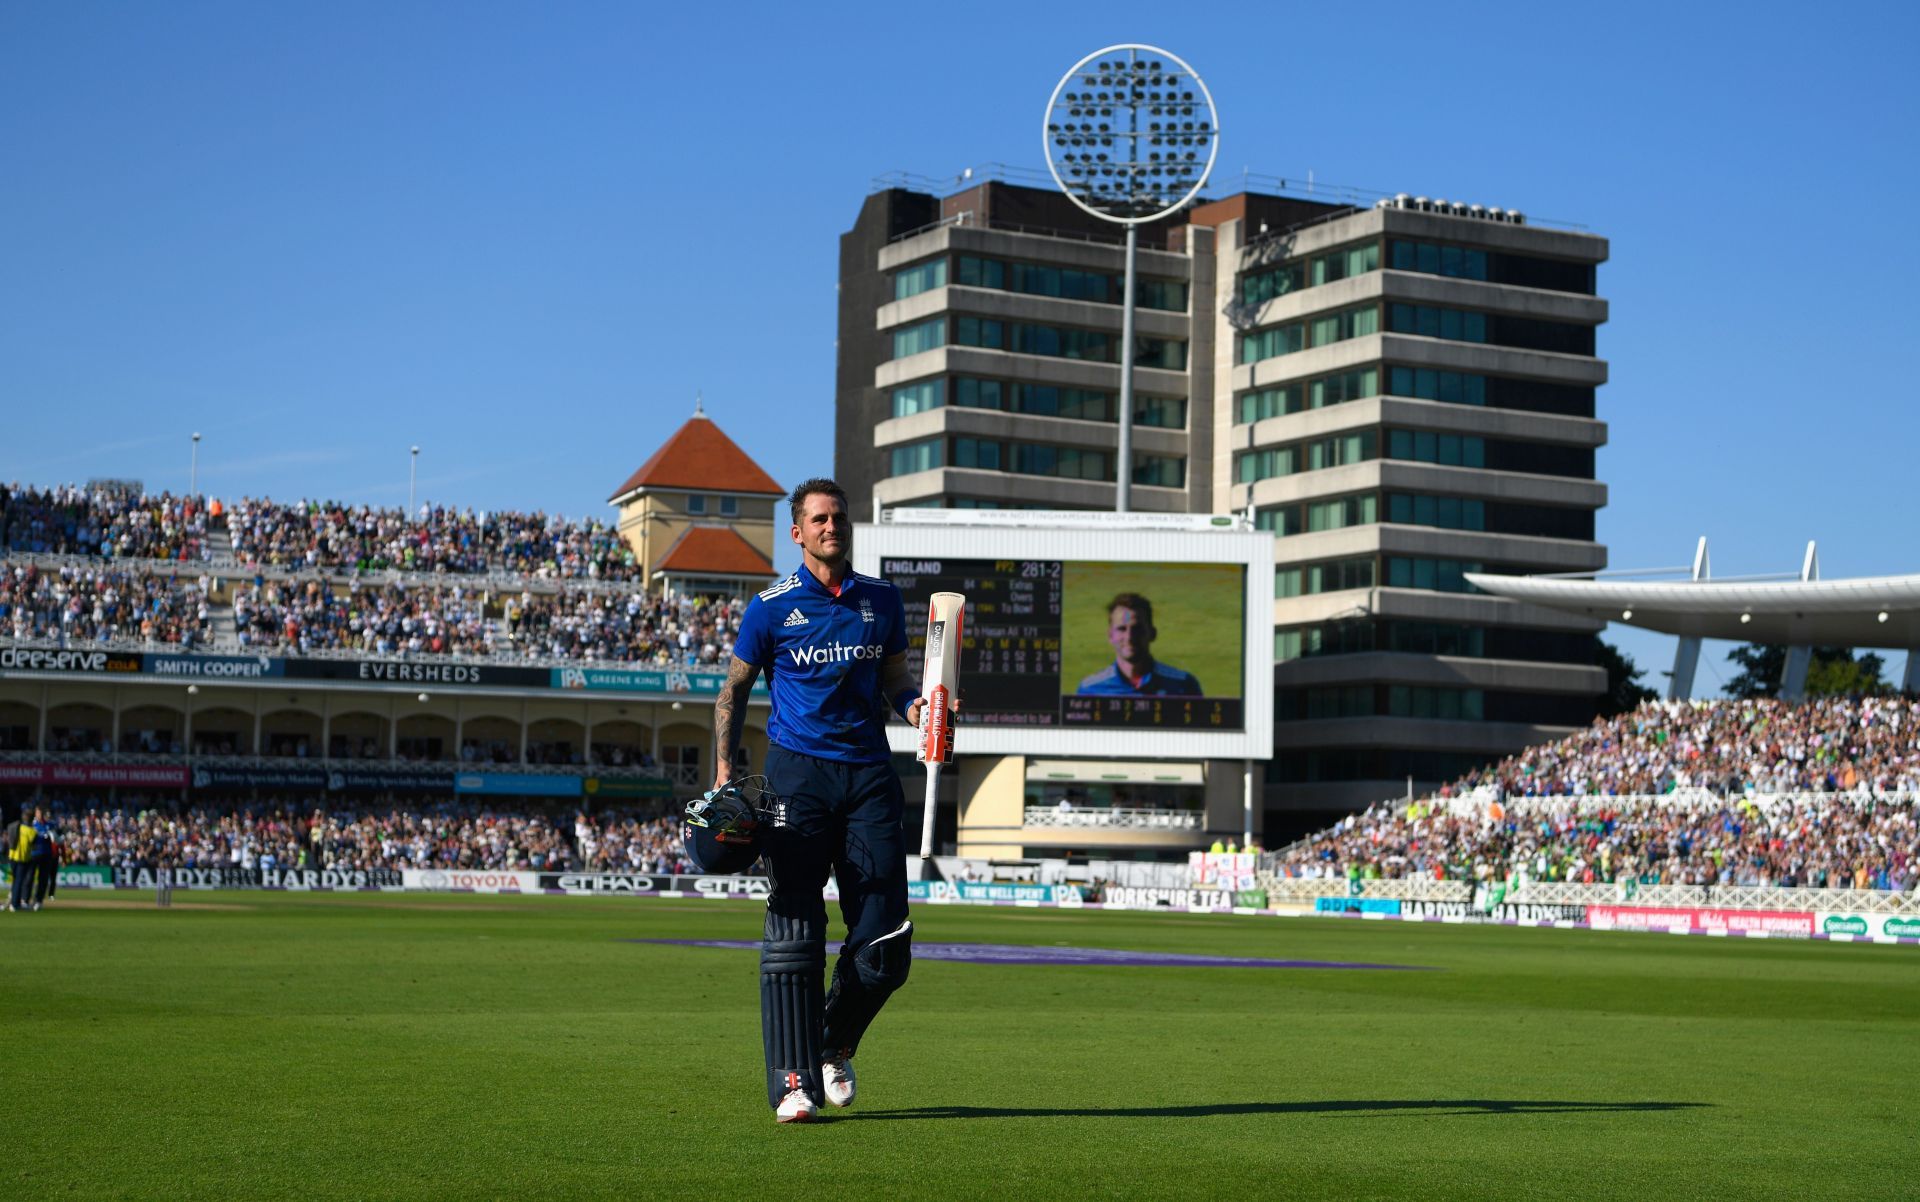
[1595,638,1657,717]
[1724,644,1889,699]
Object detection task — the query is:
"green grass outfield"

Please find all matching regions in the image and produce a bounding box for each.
[2,893,1913,1200]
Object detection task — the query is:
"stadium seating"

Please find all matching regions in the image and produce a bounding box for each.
[1275,698,1920,890]
[44,796,692,874]
[0,481,746,666]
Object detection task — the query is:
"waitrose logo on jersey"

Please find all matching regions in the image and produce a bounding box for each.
[788,641,886,666]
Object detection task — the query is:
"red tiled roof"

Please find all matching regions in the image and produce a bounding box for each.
[609,415,784,501]
[655,526,776,578]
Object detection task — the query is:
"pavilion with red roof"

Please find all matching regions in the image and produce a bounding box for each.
[608,401,785,596]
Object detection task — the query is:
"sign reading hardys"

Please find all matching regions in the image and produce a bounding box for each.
[113,865,404,890]
[0,646,142,673]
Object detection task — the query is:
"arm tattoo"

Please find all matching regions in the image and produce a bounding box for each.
[880,652,916,708]
[714,655,760,767]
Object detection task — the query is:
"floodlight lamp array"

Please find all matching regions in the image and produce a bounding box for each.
[1044,46,1218,223]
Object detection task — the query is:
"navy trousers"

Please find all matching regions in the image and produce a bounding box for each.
[758,743,911,1107]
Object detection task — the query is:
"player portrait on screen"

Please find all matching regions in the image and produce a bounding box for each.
[1075,592,1203,697]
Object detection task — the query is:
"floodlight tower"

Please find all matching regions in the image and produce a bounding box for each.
[1044,45,1218,512]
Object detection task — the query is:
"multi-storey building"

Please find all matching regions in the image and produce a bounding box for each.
[837,177,1610,835]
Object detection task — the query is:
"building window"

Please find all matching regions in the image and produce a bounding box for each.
[890,439,943,476]
[1388,366,1487,406]
[1384,557,1484,593]
[956,254,1186,311]
[1306,493,1377,533]
[1311,242,1380,286]
[892,379,945,418]
[1239,384,1302,423]
[686,495,707,515]
[1275,557,1373,599]
[1237,432,1374,484]
[720,496,739,517]
[1254,506,1300,536]
[951,437,1001,470]
[1388,240,1487,282]
[1389,303,1486,343]
[954,319,1185,369]
[1309,367,1378,409]
[1240,323,1304,363]
[1388,685,1484,721]
[1386,429,1485,468]
[1389,239,1595,294]
[1132,457,1185,489]
[892,317,946,360]
[1386,493,1486,531]
[893,258,948,300]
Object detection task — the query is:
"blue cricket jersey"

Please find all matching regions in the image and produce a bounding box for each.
[734,569,909,764]
[1076,661,1203,697]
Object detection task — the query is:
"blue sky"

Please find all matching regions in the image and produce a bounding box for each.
[3,2,1916,692]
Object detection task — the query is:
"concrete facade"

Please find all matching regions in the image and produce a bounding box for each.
[836,180,1612,841]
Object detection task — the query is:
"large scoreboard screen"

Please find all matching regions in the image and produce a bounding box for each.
[885,557,1246,731]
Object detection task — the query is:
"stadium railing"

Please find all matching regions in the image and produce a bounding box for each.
[1022,806,1202,831]
[0,748,671,781]
[1255,875,1920,915]
[0,549,653,593]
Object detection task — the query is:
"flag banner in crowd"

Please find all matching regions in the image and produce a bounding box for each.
[1189,851,1257,888]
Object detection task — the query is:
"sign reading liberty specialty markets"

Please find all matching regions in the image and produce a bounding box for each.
[192,764,329,790]
[0,646,142,674]
[146,653,283,679]
[328,767,454,793]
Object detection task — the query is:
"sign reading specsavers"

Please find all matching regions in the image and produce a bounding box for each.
[1817,911,1920,940]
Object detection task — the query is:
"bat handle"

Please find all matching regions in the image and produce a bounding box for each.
[919,760,941,859]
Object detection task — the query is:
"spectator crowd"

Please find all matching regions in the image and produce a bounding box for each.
[233,579,493,656]
[40,796,697,875]
[1278,698,1920,890]
[0,482,212,562]
[226,498,640,580]
[1,563,210,646]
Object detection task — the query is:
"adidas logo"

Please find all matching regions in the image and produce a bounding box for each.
[782,609,809,627]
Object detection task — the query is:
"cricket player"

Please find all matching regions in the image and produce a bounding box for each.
[712,477,952,1124]
[1076,592,1203,696]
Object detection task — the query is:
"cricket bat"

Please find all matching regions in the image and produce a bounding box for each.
[917,591,964,859]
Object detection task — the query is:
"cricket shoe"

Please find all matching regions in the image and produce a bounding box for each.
[822,1051,856,1108]
[775,1088,819,1124]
